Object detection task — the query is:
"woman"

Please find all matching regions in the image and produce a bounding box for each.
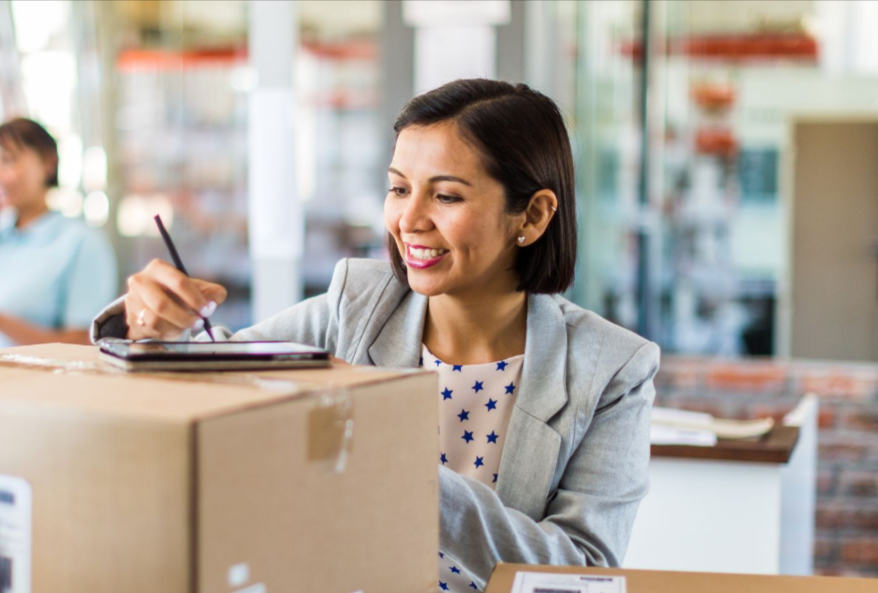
[93,80,659,591]
[0,117,117,348]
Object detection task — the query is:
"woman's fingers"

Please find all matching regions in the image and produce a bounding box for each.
[144,259,218,316]
[124,293,190,341]
[127,272,202,331]
[121,259,228,341]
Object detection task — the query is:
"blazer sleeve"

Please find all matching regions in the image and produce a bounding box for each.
[438,341,660,588]
[228,259,347,353]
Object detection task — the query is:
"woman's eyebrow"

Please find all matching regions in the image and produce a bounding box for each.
[387,167,472,187]
[430,174,472,187]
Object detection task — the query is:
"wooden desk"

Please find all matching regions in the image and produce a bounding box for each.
[652,425,799,464]
[485,564,877,593]
[623,396,818,575]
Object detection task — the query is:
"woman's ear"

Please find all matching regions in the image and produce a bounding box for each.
[516,189,558,247]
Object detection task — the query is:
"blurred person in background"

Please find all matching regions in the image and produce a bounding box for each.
[0,117,117,347]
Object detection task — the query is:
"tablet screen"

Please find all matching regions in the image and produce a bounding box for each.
[102,341,327,359]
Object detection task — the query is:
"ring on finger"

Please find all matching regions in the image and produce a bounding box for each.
[136,308,147,326]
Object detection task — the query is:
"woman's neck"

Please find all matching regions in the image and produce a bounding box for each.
[15,200,49,229]
[424,288,528,366]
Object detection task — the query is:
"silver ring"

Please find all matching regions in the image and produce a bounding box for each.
[136,308,147,327]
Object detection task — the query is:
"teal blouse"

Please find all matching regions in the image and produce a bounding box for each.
[0,210,117,348]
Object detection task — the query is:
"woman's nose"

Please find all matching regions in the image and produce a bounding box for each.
[398,192,432,234]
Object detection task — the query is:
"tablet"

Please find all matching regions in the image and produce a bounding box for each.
[99,341,331,372]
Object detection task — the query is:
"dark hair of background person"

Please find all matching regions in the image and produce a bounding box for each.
[388,78,578,295]
[0,117,59,188]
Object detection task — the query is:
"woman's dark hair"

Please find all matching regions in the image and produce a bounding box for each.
[388,78,577,294]
[0,117,59,187]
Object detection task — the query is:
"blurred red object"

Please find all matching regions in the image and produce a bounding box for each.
[695,129,738,156]
[621,32,818,62]
[692,84,736,109]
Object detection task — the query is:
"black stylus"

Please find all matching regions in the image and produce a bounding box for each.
[153,214,216,341]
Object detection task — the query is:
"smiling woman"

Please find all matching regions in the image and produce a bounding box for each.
[387,79,576,297]
[93,79,660,592]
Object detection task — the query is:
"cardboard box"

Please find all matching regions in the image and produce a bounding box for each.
[0,344,439,593]
[485,563,878,593]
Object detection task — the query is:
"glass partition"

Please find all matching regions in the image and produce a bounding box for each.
[569,0,878,357]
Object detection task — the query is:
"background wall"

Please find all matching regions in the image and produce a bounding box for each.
[657,355,878,577]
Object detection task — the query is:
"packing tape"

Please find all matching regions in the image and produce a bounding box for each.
[0,353,302,393]
[307,389,354,473]
[0,353,101,374]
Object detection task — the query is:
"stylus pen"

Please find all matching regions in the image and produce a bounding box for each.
[153,214,216,342]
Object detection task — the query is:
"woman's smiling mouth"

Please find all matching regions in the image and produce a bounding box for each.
[405,243,449,269]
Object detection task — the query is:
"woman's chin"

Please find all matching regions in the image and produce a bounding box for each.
[405,273,448,298]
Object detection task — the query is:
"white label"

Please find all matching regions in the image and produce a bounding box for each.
[510,571,626,593]
[232,584,265,593]
[228,563,250,588]
[0,475,32,593]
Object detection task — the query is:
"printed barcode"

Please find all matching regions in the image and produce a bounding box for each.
[0,555,12,592]
[533,589,581,593]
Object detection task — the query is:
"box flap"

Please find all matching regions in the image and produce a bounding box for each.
[0,344,428,422]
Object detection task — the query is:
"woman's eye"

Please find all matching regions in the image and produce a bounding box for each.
[388,186,408,197]
[437,194,461,204]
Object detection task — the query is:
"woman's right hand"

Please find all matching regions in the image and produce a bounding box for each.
[124,259,228,341]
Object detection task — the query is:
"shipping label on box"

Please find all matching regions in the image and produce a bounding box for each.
[0,475,32,593]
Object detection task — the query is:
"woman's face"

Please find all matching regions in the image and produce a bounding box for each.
[384,122,523,299]
[0,143,50,211]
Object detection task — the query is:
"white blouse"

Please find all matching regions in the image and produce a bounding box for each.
[421,345,525,593]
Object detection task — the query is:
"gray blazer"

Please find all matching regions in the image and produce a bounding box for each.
[93,258,659,588]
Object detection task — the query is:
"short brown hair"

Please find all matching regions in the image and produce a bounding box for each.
[388,79,577,294]
[0,118,59,187]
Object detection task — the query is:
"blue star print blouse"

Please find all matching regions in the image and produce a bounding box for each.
[421,345,524,593]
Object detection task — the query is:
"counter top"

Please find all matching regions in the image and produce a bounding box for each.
[650,425,799,464]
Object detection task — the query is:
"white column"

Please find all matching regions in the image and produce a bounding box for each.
[403,0,510,94]
[248,0,302,322]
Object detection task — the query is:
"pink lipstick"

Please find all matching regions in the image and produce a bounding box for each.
[405,244,449,269]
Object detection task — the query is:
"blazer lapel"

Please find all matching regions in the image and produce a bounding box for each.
[366,290,428,368]
[514,293,569,420]
[496,293,569,519]
[367,289,569,519]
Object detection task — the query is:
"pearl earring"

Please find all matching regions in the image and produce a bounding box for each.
[517,236,526,244]
[551,206,557,212]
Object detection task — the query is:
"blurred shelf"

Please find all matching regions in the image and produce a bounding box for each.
[116,47,247,71]
[116,39,377,72]
[622,33,818,62]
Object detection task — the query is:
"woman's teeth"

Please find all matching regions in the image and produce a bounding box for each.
[410,247,448,260]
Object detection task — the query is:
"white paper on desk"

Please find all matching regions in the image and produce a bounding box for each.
[650,425,718,446]
[651,407,713,426]
[510,571,626,593]
[649,406,717,446]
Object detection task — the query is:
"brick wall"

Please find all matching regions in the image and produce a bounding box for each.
[655,356,878,578]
